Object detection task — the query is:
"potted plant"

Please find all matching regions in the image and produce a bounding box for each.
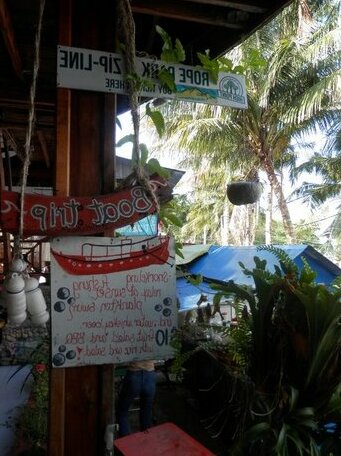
[226,180,262,205]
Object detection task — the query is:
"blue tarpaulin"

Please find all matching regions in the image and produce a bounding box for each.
[116,215,158,236]
[177,244,341,311]
[177,277,218,311]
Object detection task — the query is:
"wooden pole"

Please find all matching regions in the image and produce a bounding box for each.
[50,1,117,454]
[48,0,72,454]
[0,132,12,271]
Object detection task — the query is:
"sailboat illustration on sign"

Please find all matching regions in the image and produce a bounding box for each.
[51,236,171,275]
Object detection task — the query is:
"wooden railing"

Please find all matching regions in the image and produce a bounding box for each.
[0,233,50,280]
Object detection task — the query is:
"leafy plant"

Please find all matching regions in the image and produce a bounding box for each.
[197,50,245,83]
[177,246,341,455]
[9,337,50,455]
[16,363,49,455]
[145,103,165,137]
[156,25,186,64]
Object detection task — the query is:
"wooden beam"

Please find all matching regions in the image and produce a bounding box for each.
[2,128,19,154]
[0,98,55,109]
[49,369,65,456]
[0,121,54,130]
[54,5,72,197]
[131,0,244,28]
[49,0,72,454]
[102,94,116,194]
[51,1,118,454]
[0,0,23,79]
[182,0,266,13]
[37,130,50,168]
[64,367,100,456]
[0,131,13,283]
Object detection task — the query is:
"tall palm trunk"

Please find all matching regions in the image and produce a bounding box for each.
[265,189,273,244]
[229,204,258,246]
[203,225,207,245]
[220,201,229,245]
[262,155,296,243]
[248,202,259,245]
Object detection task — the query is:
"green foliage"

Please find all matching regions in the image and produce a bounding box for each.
[242,48,267,72]
[331,274,341,291]
[224,316,251,373]
[178,247,341,455]
[116,133,135,148]
[197,50,245,83]
[116,134,170,179]
[292,153,341,210]
[299,257,317,285]
[125,72,158,96]
[153,1,341,244]
[188,274,203,287]
[159,198,185,257]
[145,103,165,137]
[17,365,49,454]
[257,244,299,277]
[159,199,183,230]
[197,51,222,83]
[156,25,186,63]
[146,158,170,179]
[169,330,194,379]
[254,213,320,246]
[158,194,191,245]
[158,67,177,92]
[155,26,186,91]
[236,387,321,456]
[12,337,50,454]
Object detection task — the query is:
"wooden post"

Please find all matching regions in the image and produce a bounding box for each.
[0,134,12,271]
[48,0,72,455]
[50,0,117,454]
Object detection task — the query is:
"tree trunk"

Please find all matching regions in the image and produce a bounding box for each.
[203,225,207,244]
[265,189,273,244]
[229,205,251,246]
[262,156,296,243]
[229,205,242,245]
[248,202,258,245]
[220,202,229,245]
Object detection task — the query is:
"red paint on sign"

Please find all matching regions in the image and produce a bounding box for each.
[0,179,167,236]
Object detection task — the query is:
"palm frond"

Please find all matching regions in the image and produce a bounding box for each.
[284,70,341,125]
[257,245,299,277]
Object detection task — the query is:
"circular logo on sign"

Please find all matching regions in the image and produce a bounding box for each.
[218,76,245,104]
[219,75,243,95]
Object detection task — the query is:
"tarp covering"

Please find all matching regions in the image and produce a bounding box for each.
[176,244,212,266]
[177,244,341,311]
[177,277,218,311]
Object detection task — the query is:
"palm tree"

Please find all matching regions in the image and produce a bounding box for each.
[179,165,230,244]
[150,0,340,245]
[292,145,341,260]
[293,152,341,207]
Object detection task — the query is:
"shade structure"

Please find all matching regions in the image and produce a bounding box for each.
[177,244,341,311]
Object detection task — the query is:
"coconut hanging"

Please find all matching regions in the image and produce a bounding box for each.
[226,181,262,205]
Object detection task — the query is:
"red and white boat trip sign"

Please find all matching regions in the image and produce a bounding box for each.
[50,235,177,367]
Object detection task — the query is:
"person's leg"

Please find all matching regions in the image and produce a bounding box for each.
[116,372,141,437]
[139,370,156,431]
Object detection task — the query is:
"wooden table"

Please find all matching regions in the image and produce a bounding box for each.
[114,422,216,456]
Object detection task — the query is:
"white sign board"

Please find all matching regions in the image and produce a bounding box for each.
[50,235,177,367]
[57,45,247,109]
